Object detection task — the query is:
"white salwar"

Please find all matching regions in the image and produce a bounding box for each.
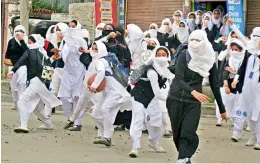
[91,57,131,139]
[18,77,62,128]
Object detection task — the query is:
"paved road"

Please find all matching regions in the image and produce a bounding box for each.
[1,103,259,163]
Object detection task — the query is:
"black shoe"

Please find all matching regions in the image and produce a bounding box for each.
[114,124,125,131]
[142,129,148,133]
[52,107,55,114]
[63,120,74,129]
[69,125,82,131]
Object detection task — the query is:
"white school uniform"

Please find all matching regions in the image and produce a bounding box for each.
[57,30,88,125]
[91,57,131,138]
[241,54,260,143]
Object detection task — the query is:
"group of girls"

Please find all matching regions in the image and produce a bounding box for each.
[4,6,259,164]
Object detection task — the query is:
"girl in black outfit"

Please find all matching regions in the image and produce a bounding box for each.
[167,30,227,163]
[5,25,28,110]
[202,13,218,44]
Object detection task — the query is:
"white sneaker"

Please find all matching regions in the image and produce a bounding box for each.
[12,103,17,110]
[148,143,166,153]
[37,124,54,130]
[176,158,190,164]
[231,134,239,142]
[14,127,29,133]
[216,118,222,127]
[129,149,138,158]
[245,126,251,132]
[246,136,257,146]
[254,143,260,150]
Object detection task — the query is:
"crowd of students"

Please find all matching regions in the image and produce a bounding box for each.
[4,6,260,163]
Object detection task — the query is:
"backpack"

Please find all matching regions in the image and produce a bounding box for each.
[168,41,191,74]
[103,53,129,87]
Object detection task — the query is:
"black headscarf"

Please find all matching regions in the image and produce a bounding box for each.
[115,26,127,46]
[95,23,116,41]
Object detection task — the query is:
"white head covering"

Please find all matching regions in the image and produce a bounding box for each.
[147,38,160,49]
[228,38,246,74]
[158,18,172,35]
[90,41,108,60]
[55,22,68,34]
[152,46,175,79]
[13,25,28,45]
[63,20,83,47]
[177,21,190,44]
[149,23,158,38]
[187,30,215,77]
[28,34,47,56]
[45,25,56,41]
[195,10,203,25]
[248,27,260,55]
[172,10,184,35]
[187,12,196,32]
[173,10,184,23]
[127,24,145,54]
[95,23,106,38]
[81,29,90,45]
[202,13,214,31]
[212,9,222,28]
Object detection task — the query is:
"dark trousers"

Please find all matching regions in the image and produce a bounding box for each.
[113,110,132,129]
[166,98,201,159]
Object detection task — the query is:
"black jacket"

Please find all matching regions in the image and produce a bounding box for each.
[11,49,53,83]
[5,38,28,65]
[168,49,226,114]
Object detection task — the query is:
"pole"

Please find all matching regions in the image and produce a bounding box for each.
[20,0,29,33]
[2,0,9,78]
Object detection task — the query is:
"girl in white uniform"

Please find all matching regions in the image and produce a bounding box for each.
[57,20,88,131]
[129,46,175,158]
[5,25,28,110]
[233,27,260,150]
[7,34,62,133]
[89,41,131,147]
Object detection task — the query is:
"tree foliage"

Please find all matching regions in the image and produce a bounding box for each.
[31,0,65,13]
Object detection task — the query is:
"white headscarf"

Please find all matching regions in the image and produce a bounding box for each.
[63,20,83,47]
[228,39,246,74]
[95,23,106,38]
[158,18,172,35]
[172,10,184,35]
[46,25,56,41]
[147,38,160,49]
[28,34,47,57]
[177,21,190,44]
[152,46,174,80]
[212,9,222,28]
[202,13,214,31]
[127,24,145,54]
[149,23,158,38]
[90,41,108,61]
[81,29,90,45]
[13,25,28,45]
[195,10,203,25]
[187,12,196,32]
[248,27,260,55]
[188,30,215,77]
[49,22,68,48]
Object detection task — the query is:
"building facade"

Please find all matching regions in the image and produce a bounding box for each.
[126,0,260,35]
